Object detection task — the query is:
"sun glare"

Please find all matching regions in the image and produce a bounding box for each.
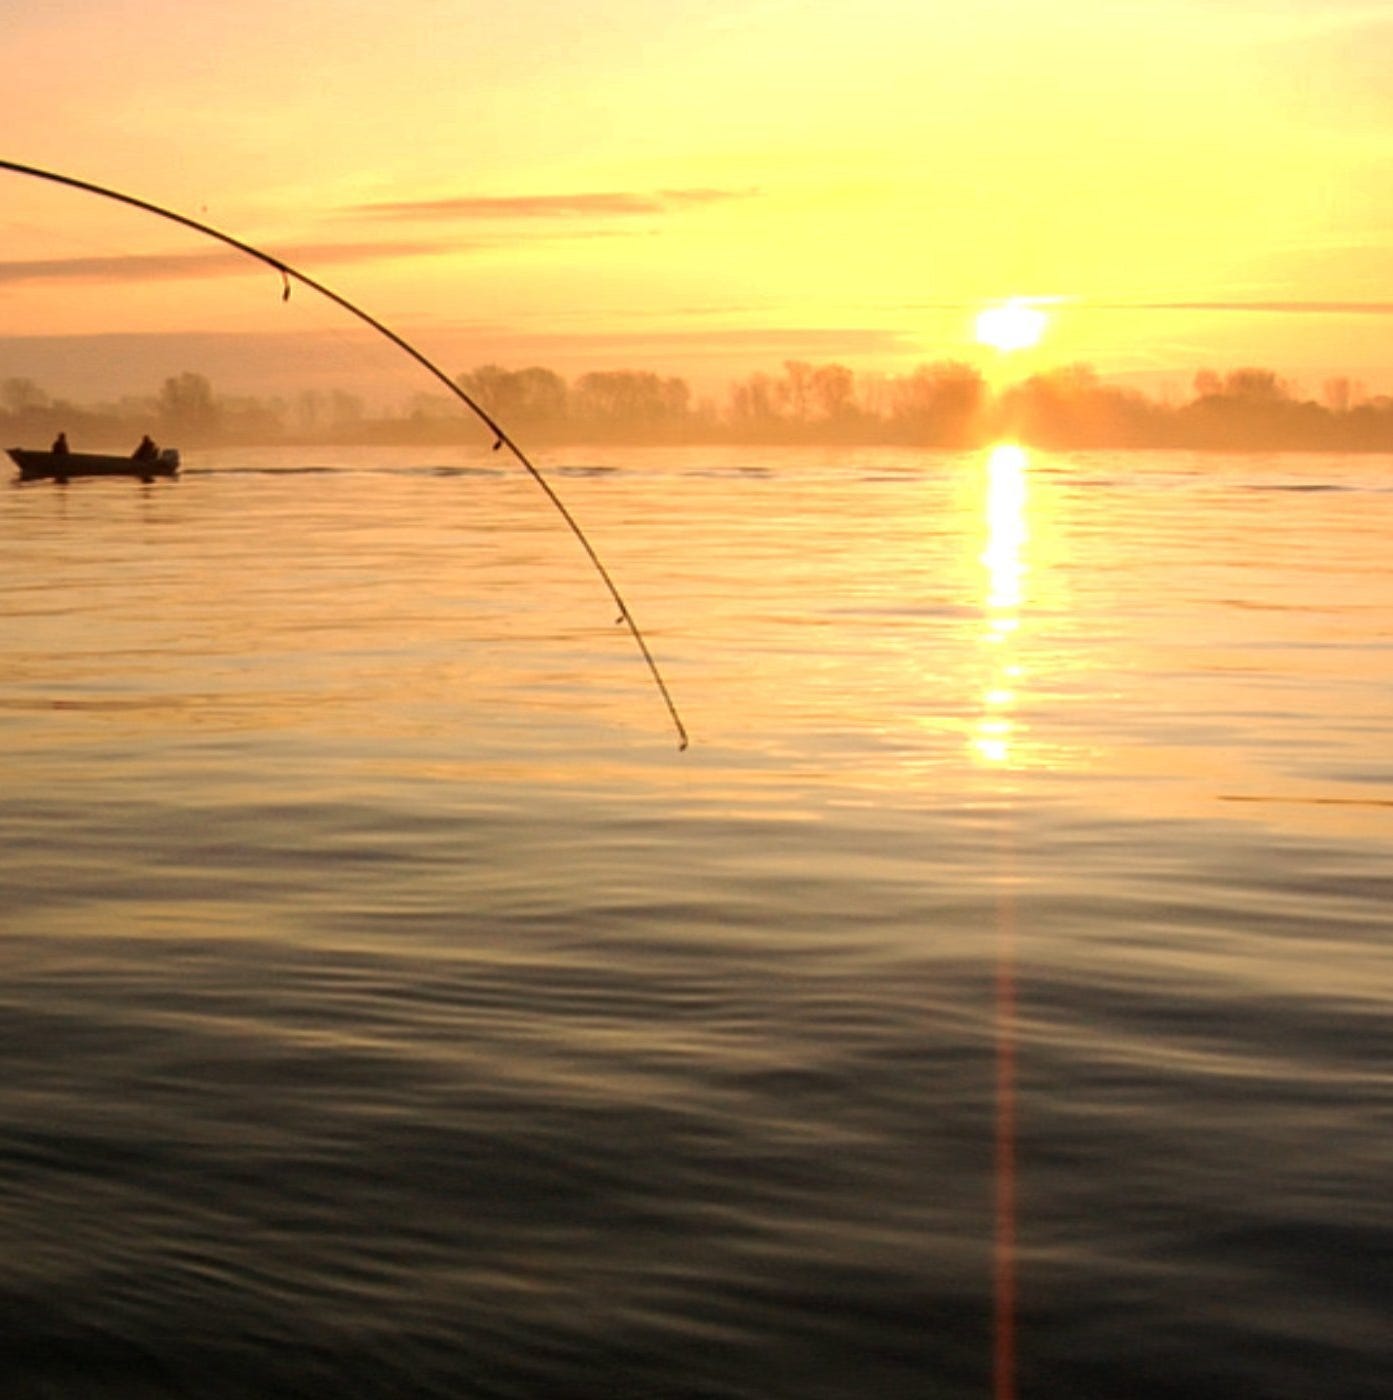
[975,300,1048,353]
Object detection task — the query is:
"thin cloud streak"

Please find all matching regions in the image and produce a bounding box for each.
[346,187,759,221]
[1111,300,1393,315]
[0,227,643,287]
[895,299,1393,316]
[0,241,449,286]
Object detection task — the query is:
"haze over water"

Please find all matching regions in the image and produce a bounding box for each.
[2,444,1389,1399]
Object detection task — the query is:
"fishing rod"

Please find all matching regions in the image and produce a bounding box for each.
[0,158,689,750]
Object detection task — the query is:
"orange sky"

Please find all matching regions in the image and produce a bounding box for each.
[6,1,1393,401]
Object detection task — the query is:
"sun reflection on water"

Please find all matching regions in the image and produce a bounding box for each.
[975,444,1030,766]
[976,441,1033,1400]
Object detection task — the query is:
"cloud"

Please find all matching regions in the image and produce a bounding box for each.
[1104,301,1393,316]
[0,250,248,285]
[0,214,678,287]
[0,239,467,286]
[345,187,759,221]
[896,298,1393,317]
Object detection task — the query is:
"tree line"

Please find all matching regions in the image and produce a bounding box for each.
[6,361,1393,450]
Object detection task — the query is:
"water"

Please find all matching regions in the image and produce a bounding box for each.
[2,444,1389,1398]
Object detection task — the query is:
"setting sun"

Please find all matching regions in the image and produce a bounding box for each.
[975,300,1049,353]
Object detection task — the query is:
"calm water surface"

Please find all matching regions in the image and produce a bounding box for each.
[2,445,1389,1398]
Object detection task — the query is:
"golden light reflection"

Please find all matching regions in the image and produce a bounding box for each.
[978,440,1032,1400]
[974,443,1030,766]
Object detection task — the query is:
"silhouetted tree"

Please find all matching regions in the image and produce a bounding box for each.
[1179,364,1312,447]
[456,365,569,426]
[1222,367,1290,402]
[573,370,689,430]
[778,361,815,423]
[12,354,1393,450]
[455,364,513,419]
[1000,364,1159,447]
[2,377,48,414]
[511,366,569,425]
[1193,369,1223,399]
[330,390,365,433]
[295,389,325,435]
[158,371,220,436]
[1322,377,1358,414]
[728,372,781,428]
[887,361,985,444]
[810,363,857,423]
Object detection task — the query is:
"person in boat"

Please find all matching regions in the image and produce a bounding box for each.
[51,431,70,454]
[132,434,159,462]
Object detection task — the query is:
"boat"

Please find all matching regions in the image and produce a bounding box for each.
[7,446,180,483]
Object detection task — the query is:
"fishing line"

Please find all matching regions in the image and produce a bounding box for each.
[0,158,689,750]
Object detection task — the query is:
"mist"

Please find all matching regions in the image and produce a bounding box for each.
[7,358,1393,452]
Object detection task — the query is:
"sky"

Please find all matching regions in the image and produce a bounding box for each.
[5,0,1393,404]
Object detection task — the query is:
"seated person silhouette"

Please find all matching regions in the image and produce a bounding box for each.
[51,431,70,454]
[132,435,159,462]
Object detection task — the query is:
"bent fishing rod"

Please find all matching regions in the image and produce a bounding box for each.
[0,158,688,750]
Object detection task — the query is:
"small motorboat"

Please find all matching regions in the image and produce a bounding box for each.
[7,446,180,483]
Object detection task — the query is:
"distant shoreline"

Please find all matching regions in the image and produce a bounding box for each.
[8,361,1393,453]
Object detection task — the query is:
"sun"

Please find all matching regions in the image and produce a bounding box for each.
[975,299,1049,353]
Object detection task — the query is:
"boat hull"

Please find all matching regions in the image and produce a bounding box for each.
[8,447,180,482]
